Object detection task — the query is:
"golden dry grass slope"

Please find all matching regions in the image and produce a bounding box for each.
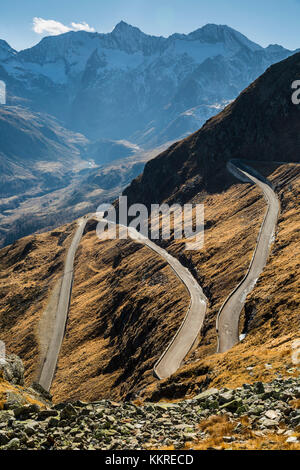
[158,414,300,451]
[0,223,76,383]
[0,161,298,404]
[141,163,300,401]
[51,229,189,402]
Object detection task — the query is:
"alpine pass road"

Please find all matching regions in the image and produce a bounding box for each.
[125,227,207,380]
[216,160,280,354]
[39,216,207,390]
[38,159,279,390]
[96,220,208,381]
[38,217,88,392]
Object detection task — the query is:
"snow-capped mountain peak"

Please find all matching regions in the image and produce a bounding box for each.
[112,20,142,35]
[108,21,164,54]
[0,22,296,147]
[188,24,262,52]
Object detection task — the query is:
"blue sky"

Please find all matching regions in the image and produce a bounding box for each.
[1,0,300,51]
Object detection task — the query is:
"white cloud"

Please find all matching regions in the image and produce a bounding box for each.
[33,18,70,35]
[32,17,95,36]
[70,22,95,33]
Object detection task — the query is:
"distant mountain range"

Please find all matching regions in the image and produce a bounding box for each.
[1,22,298,146]
[0,23,299,247]
[124,52,300,208]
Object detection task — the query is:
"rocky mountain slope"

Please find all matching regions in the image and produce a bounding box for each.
[138,161,299,402]
[0,23,298,146]
[0,370,299,450]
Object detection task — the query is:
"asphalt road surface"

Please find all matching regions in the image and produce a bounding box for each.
[124,227,207,380]
[38,159,279,388]
[216,161,280,353]
[38,217,88,391]
[96,219,208,380]
[38,216,207,389]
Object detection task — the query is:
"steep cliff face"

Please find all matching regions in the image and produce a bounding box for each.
[124,52,300,207]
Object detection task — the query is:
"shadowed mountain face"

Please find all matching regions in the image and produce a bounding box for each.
[123,52,300,207]
[0,23,298,146]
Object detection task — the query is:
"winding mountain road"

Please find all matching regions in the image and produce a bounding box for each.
[38,216,207,390]
[124,227,207,380]
[216,160,280,353]
[38,158,278,390]
[38,217,89,391]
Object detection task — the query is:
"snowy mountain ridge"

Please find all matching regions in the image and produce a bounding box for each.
[0,22,298,146]
[10,22,263,76]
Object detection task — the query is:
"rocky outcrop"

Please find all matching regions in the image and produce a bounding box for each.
[0,354,24,386]
[0,355,51,414]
